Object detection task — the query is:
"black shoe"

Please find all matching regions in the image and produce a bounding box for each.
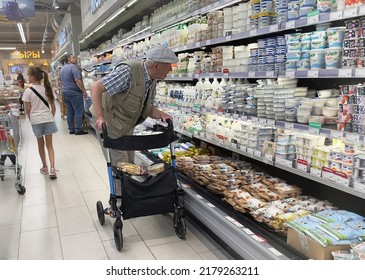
[69,131,75,134]
[75,131,88,135]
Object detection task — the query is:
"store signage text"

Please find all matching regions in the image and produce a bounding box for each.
[11,51,41,59]
[91,0,106,14]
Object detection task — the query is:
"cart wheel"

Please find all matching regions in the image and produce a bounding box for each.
[0,176,4,181]
[16,185,26,195]
[174,212,186,239]
[113,221,123,251]
[96,201,105,225]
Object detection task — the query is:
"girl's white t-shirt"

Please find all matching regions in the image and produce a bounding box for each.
[22,85,54,125]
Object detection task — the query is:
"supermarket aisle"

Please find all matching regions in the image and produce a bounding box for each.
[0,109,234,260]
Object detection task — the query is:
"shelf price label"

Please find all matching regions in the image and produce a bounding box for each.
[285,70,295,78]
[296,159,309,173]
[308,122,321,135]
[206,39,211,45]
[360,5,365,15]
[331,130,344,139]
[344,7,358,18]
[285,122,295,130]
[254,150,262,157]
[333,171,350,187]
[310,167,322,178]
[266,71,275,78]
[307,15,319,25]
[322,167,334,181]
[248,72,256,78]
[251,116,259,123]
[246,147,254,154]
[285,21,295,29]
[276,157,293,168]
[226,35,232,41]
[267,119,276,126]
[307,70,319,77]
[330,11,343,20]
[249,30,257,37]
[240,115,248,121]
[346,133,360,142]
[338,68,352,77]
[269,24,279,32]
[259,118,267,125]
[355,68,365,77]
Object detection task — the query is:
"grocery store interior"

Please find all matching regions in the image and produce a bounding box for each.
[1,0,365,260]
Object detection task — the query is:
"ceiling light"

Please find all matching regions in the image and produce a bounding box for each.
[52,0,60,9]
[28,61,34,66]
[43,61,49,66]
[0,47,16,50]
[17,23,26,44]
[8,62,14,66]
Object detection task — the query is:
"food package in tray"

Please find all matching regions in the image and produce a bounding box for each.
[117,162,148,175]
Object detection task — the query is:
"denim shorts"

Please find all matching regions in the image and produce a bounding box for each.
[31,122,58,138]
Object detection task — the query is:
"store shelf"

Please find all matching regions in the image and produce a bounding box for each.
[183,186,291,260]
[275,163,365,200]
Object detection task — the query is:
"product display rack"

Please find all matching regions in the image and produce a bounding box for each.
[79,0,365,260]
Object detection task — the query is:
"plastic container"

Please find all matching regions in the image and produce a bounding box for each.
[326,27,346,48]
[325,48,342,69]
[317,0,332,13]
[322,107,338,117]
[310,50,326,69]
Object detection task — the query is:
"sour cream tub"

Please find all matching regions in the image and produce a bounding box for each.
[327,27,346,48]
[325,48,342,69]
[310,49,326,69]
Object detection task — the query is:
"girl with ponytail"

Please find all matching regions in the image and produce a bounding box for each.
[22,67,58,179]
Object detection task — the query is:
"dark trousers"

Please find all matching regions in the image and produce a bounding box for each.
[0,154,16,165]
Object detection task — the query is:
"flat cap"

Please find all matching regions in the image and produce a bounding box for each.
[146,45,178,64]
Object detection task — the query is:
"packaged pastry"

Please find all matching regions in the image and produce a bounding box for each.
[148,163,165,175]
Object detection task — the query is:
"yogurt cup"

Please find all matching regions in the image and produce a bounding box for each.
[327,27,346,48]
[310,49,326,69]
[325,48,342,69]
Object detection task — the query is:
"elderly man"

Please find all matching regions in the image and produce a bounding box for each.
[90,44,178,165]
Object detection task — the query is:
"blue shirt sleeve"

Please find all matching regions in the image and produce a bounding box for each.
[101,64,132,97]
[71,64,82,80]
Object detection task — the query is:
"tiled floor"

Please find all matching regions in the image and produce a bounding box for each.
[0,110,234,260]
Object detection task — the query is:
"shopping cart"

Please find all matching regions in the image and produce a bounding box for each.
[96,120,186,250]
[0,111,25,194]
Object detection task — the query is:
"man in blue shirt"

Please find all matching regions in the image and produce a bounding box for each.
[60,54,88,135]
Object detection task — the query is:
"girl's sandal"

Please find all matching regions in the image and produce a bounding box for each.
[49,168,58,179]
[40,167,48,175]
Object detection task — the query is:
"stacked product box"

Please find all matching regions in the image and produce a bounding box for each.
[342,18,365,68]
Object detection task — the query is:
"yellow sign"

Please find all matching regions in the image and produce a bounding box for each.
[11,50,41,59]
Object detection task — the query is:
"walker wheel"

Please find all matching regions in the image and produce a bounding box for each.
[174,212,186,239]
[0,176,4,181]
[96,201,105,225]
[113,220,123,251]
[16,184,26,195]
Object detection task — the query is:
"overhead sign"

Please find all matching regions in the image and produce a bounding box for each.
[91,0,106,14]
[11,50,41,59]
[0,0,35,22]
[58,27,67,48]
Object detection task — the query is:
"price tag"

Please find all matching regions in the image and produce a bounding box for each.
[346,133,360,142]
[259,118,267,125]
[264,153,274,162]
[179,73,183,78]
[266,71,275,78]
[195,194,203,199]
[217,111,223,116]
[250,30,257,36]
[251,235,266,243]
[331,130,344,139]
[296,159,308,173]
[338,68,352,77]
[343,7,358,18]
[355,68,365,77]
[206,39,211,45]
[246,147,254,154]
[233,113,239,119]
[248,72,256,78]
[307,15,319,25]
[285,122,295,130]
[307,70,319,77]
[206,202,216,208]
[239,145,247,152]
[254,150,262,157]
[285,70,295,78]
[310,167,322,178]
[330,10,343,20]
[195,42,201,48]
[267,119,276,126]
[353,180,365,192]
[225,216,236,222]
[285,21,295,29]
[268,247,284,257]
[209,73,215,77]
[242,228,254,235]
[232,221,243,228]
[251,116,259,123]
[308,122,321,135]
[224,113,231,118]
[269,24,279,32]
[322,167,334,181]
[223,72,229,77]
[333,171,350,187]
[360,5,365,15]
[276,157,293,168]
[226,35,232,41]
[187,73,193,78]
[241,115,248,121]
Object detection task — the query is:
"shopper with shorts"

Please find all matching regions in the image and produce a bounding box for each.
[22,67,58,179]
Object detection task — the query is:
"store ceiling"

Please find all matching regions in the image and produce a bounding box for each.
[0,0,77,50]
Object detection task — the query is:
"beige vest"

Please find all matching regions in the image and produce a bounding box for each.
[104,60,156,137]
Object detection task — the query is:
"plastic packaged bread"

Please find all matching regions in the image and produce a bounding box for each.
[148,163,165,175]
[117,162,141,175]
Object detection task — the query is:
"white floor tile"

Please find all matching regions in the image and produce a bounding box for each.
[0,224,20,259]
[22,185,54,207]
[61,231,108,260]
[52,185,86,210]
[82,189,110,213]
[149,241,202,260]
[18,227,62,260]
[21,203,58,232]
[104,235,155,260]
[56,206,96,237]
